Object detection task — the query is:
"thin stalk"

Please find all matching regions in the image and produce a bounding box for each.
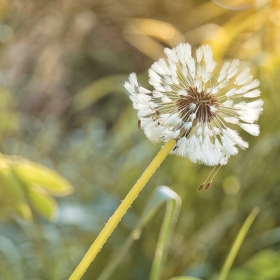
[149,198,181,280]
[69,139,176,280]
[218,207,260,280]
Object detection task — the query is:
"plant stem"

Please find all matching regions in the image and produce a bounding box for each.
[218,207,260,280]
[69,139,176,280]
[149,197,181,280]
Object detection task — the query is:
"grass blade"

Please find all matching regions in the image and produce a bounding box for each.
[97,185,181,280]
[71,75,127,113]
[149,188,181,280]
[218,207,260,280]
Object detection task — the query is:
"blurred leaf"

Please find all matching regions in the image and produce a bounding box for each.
[27,184,58,220]
[72,75,127,113]
[0,154,72,220]
[0,157,32,220]
[97,186,181,280]
[124,18,185,47]
[184,23,226,47]
[227,249,280,280]
[123,18,185,60]
[14,201,32,221]
[123,27,164,60]
[187,2,228,26]
[211,8,266,59]
[0,157,25,201]
[219,207,260,280]
[11,156,73,196]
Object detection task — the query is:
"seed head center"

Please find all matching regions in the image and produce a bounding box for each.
[176,86,219,123]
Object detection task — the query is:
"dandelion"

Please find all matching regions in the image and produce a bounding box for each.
[70,43,263,279]
[124,43,263,167]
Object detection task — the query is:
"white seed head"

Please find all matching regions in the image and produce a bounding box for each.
[124,43,263,166]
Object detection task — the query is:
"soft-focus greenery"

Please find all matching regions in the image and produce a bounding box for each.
[97,186,181,280]
[0,0,279,279]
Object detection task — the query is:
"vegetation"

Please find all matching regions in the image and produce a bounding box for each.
[0,0,279,279]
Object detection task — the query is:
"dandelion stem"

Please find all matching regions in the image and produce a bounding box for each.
[69,139,176,280]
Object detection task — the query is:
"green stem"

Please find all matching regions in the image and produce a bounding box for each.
[218,207,260,280]
[149,198,181,280]
[69,139,176,280]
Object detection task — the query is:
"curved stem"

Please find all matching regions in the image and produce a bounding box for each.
[69,139,176,280]
[218,207,260,280]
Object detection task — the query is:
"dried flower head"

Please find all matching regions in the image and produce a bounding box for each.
[124,43,263,166]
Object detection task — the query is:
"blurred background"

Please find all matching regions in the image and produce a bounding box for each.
[0,0,279,279]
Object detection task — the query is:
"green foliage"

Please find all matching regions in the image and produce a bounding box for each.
[26,184,58,220]
[0,158,31,220]
[12,156,73,197]
[97,186,181,280]
[0,0,279,279]
[0,154,73,221]
[227,250,280,280]
[72,75,128,113]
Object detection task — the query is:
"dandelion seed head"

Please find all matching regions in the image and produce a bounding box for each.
[124,43,263,166]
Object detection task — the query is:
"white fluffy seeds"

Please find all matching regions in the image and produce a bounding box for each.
[124,43,263,166]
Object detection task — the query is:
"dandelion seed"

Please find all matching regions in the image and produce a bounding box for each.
[124,43,263,166]
[197,184,204,191]
[204,182,211,191]
[197,164,220,191]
